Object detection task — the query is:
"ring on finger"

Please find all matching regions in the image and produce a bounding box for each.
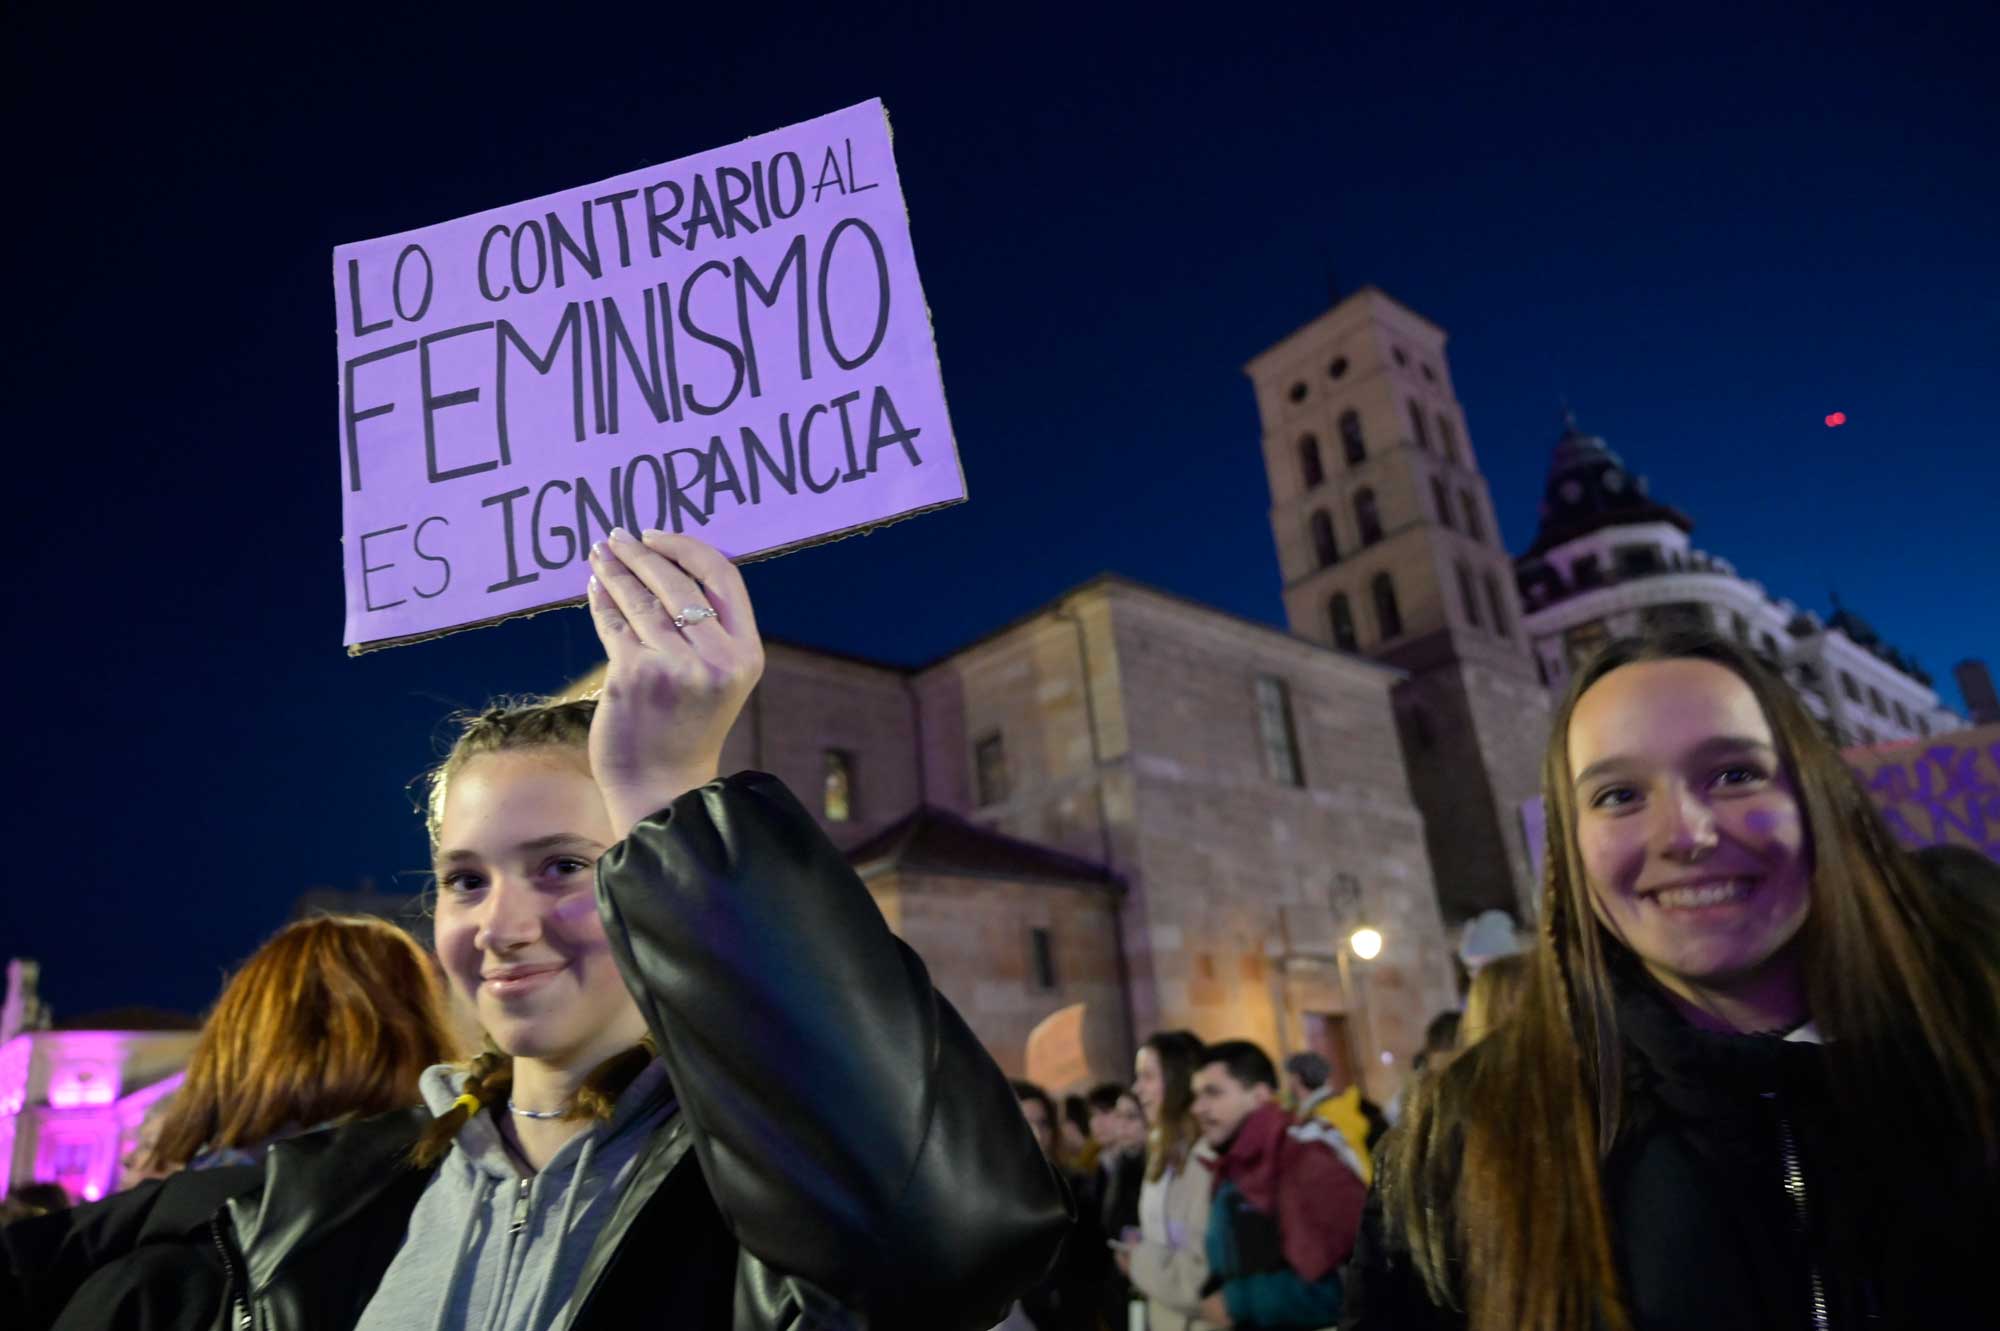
[672,606,719,629]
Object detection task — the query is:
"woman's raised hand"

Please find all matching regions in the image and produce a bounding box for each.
[585,528,765,838]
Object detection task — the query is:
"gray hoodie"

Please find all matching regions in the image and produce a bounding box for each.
[353,1060,677,1331]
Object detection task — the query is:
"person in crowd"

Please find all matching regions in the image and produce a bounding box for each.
[1012,1080,1106,1330]
[1087,1083,1148,1327]
[0,1186,73,1226]
[1087,1083,1147,1240]
[1342,630,2000,1330]
[117,1095,178,1192]
[147,915,463,1174]
[1457,953,1528,1049]
[1117,1030,1220,1331]
[1381,1011,1462,1127]
[1061,1094,1097,1174]
[1281,1052,1375,1185]
[1,529,1068,1331]
[1192,1042,1364,1330]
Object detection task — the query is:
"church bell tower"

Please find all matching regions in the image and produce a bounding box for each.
[1245,287,1547,926]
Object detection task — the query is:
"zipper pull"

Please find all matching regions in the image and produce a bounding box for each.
[508,1177,532,1236]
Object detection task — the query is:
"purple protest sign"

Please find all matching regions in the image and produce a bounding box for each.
[333,99,963,653]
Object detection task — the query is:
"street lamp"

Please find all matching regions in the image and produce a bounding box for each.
[1336,927,1384,1096]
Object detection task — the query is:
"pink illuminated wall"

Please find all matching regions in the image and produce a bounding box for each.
[1,1030,193,1203]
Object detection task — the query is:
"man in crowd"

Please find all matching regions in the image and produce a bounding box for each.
[1280,1052,1376,1186]
[1190,1043,1366,1329]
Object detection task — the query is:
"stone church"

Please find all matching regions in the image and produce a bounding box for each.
[576,285,1967,1101]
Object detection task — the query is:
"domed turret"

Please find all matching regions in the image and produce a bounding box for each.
[1523,409,1693,558]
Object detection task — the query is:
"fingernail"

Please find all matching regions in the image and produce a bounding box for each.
[641,528,668,542]
[590,540,607,559]
[609,526,636,544]
[586,574,600,594]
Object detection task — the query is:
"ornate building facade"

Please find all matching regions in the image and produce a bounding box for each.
[1514,413,1965,745]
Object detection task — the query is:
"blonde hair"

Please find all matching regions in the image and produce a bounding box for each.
[1460,953,1530,1048]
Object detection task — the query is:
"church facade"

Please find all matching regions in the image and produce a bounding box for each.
[571,285,1968,1099]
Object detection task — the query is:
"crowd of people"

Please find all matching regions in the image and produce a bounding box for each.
[3,532,1997,1331]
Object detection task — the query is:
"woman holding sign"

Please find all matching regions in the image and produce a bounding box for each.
[2,528,1069,1331]
[1340,631,2000,1331]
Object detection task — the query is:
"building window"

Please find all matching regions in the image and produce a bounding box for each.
[1617,544,1661,576]
[1422,363,1437,382]
[1644,602,1710,634]
[1431,476,1454,528]
[1355,488,1384,546]
[1299,435,1325,489]
[1339,410,1366,465]
[1857,726,1875,746]
[1328,357,1349,379]
[1918,715,1931,737]
[1841,671,1861,702]
[1372,572,1404,640]
[1393,347,1409,366]
[1288,381,1308,403]
[1330,593,1358,652]
[1868,686,1886,717]
[1484,571,1512,639]
[1310,510,1338,568]
[1030,927,1058,991]
[1565,620,1612,670]
[1460,491,1486,543]
[1408,400,1432,450]
[974,732,1009,807]
[1797,662,1821,688]
[1893,700,1910,728]
[822,749,856,823]
[1457,562,1483,628]
[1573,555,1602,588]
[1758,632,1780,664]
[1255,676,1305,787]
[1437,413,1460,464]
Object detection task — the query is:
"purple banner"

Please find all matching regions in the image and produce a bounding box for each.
[333,99,963,652]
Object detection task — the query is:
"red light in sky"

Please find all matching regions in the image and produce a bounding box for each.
[1825,411,1847,427]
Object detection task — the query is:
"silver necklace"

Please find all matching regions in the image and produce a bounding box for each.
[507,1099,567,1120]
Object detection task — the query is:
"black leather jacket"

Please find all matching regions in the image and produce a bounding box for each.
[2,773,1071,1330]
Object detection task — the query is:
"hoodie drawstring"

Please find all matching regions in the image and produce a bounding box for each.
[429,1169,496,1331]
[520,1131,599,1330]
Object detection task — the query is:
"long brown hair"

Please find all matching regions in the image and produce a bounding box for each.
[1140,1029,1205,1183]
[1384,630,2000,1331]
[1459,953,1529,1048]
[410,696,657,1167]
[152,915,461,1170]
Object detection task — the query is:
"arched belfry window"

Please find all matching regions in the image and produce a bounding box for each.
[1310,510,1338,568]
[1329,593,1358,651]
[1372,572,1403,640]
[1339,410,1366,465]
[1355,488,1383,546]
[1457,562,1484,628]
[1299,435,1324,489]
[1484,571,1512,639]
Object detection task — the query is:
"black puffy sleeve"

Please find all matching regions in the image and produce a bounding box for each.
[594,771,1071,1330]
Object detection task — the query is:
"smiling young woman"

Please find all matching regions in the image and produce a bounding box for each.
[2,530,1068,1331]
[1341,630,2000,1331]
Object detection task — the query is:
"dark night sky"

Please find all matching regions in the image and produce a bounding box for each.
[4,4,1995,1018]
